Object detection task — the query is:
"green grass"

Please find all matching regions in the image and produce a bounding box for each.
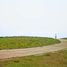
[0,49,67,67]
[0,36,60,50]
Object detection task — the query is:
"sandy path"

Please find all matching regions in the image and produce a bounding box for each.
[0,40,67,59]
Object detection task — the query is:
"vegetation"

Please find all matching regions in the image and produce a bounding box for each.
[0,49,67,67]
[0,36,60,50]
[62,38,67,40]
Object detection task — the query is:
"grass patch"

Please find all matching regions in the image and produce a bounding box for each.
[0,36,60,49]
[0,49,67,67]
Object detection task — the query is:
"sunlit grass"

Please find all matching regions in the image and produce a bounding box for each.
[0,36,60,50]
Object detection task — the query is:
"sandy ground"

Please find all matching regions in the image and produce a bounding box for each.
[0,39,67,59]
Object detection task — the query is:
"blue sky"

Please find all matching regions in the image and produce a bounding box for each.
[0,0,67,38]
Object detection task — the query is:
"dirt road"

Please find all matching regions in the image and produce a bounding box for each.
[0,40,67,59]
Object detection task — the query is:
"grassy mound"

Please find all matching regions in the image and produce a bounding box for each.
[0,49,67,67]
[0,36,60,50]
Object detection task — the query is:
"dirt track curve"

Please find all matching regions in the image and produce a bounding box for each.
[0,39,67,59]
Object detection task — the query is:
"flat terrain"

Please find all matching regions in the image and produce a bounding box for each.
[62,38,67,40]
[0,39,67,60]
[0,37,60,49]
[0,39,67,67]
[0,45,67,67]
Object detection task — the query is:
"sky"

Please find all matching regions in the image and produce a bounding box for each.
[0,0,67,38]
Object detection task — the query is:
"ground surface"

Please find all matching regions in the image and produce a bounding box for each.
[0,39,67,60]
[0,41,67,67]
